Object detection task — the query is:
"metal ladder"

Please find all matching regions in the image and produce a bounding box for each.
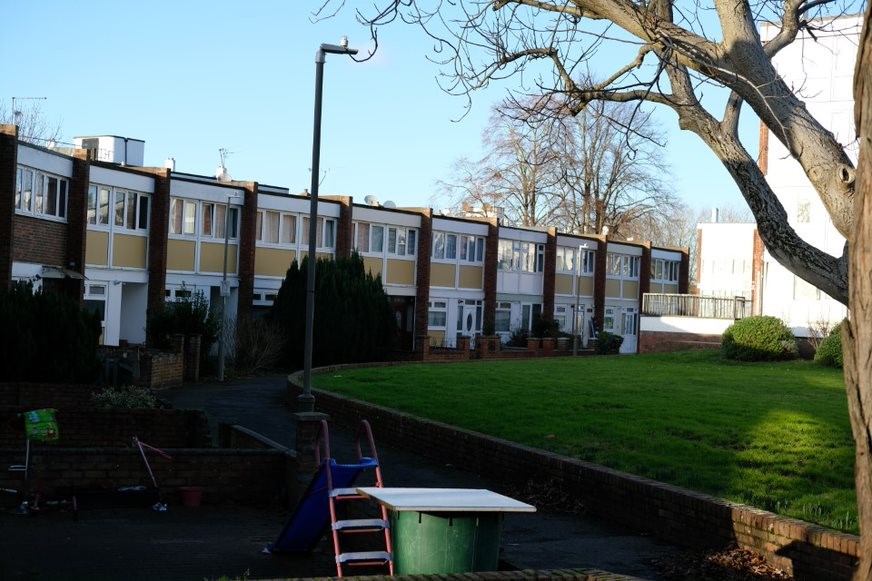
[317,419,394,578]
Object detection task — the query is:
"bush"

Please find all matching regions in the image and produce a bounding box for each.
[231,316,286,374]
[722,316,797,361]
[531,315,560,339]
[92,386,159,409]
[814,322,844,368]
[270,253,396,367]
[147,288,219,366]
[0,282,101,383]
[595,331,624,354]
[506,327,529,347]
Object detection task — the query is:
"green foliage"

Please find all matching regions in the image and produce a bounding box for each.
[722,316,797,361]
[270,253,396,367]
[595,331,624,354]
[147,289,219,364]
[814,322,844,368]
[92,386,159,409]
[506,327,529,347]
[0,281,100,383]
[531,315,560,338]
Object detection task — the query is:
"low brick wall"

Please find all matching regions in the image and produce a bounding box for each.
[639,330,722,354]
[0,408,210,448]
[0,424,295,507]
[338,569,637,581]
[140,350,184,389]
[0,383,98,408]
[290,373,859,581]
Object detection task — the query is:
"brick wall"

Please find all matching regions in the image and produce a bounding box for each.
[291,374,859,581]
[0,408,210,448]
[0,125,18,289]
[543,228,557,321]
[140,350,184,388]
[12,215,67,265]
[413,210,433,355]
[237,182,259,322]
[0,446,290,506]
[145,168,171,321]
[639,331,722,354]
[483,220,499,334]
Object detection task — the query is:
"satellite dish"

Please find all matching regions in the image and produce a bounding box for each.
[364,194,379,206]
[383,200,396,209]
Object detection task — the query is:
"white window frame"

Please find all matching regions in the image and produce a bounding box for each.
[302,216,337,250]
[495,301,512,333]
[16,165,69,222]
[498,240,545,273]
[428,300,448,329]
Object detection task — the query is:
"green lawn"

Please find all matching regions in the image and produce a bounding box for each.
[315,350,857,533]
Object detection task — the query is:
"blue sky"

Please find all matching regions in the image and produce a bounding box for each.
[2,1,752,213]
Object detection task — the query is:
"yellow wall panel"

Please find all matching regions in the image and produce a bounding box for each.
[622,280,640,299]
[579,276,595,296]
[255,247,294,277]
[112,234,147,269]
[167,239,196,272]
[428,330,445,346]
[386,259,415,285]
[605,279,621,298]
[364,256,384,278]
[458,265,483,290]
[199,241,238,274]
[85,231,109,266]
[663,283,679,294]
[554,274,572,295]
[431,263,456,288]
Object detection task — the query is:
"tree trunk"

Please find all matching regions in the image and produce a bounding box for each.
[847,6,872,580]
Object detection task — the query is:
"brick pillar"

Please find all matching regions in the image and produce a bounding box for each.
[413,210,433,357]
[293,412,329,502]
[640,241,652,301]
[237,182,258,323]
[184,334,201,382]
[65,150,90,303]
[335,196,353,259]
[679,245,691,295]
[483,219,499,335]
[0,125,18,290]
[543,227,557,322]
[593,235,608,334]
[146,168,171,335]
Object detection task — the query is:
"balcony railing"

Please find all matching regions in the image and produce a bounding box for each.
[642,293,752,320]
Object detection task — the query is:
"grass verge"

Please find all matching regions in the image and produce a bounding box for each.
[315,350,856,533]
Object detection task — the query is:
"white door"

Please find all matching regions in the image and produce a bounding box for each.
[456,302,478,349]
[620,307,638,353]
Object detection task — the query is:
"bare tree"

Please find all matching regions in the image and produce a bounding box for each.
[438,100,563,226]
[0,101,62,146]
[321,1,872,575]
[552,99,678,237]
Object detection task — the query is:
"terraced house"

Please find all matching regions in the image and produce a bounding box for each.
[0,124,688,356]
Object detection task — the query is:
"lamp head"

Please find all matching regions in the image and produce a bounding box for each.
[340,36,349,49]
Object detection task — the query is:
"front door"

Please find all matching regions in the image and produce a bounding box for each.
[620,307,638,354]
[457,302,478,349]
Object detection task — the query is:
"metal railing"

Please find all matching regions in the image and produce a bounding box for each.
[642,293,752,320]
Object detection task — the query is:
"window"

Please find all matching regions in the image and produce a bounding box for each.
[651,259,680,282]
[497,240,545,273]
[302,217,336,249]
[89,185,148,230]
[257,210,280,244]
[17,166,69,220]
[371,225,385,252]
[281,214,296,244]
[169,197,198,235]
[495,302,512,333]
[460,235,484,263]
[433,232,458,260]
[428,300,448,328]
[554,305,568,332]
[606,253,640,279]
[202,203,215,236]
[214,204,239,239]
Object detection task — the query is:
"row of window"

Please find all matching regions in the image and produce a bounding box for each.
[606,253,641,279]
[355,223,417,257]
[169,198,240,240]
[15,166,68,220]
[555,246,596,275]
[255,210,335,249]
[497,240,545,273]
[651,259,680,282]
[427,299,484,332]
[88,185,150,231]
[433,232,485,263]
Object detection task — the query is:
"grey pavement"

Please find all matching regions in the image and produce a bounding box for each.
[0,375,683,580]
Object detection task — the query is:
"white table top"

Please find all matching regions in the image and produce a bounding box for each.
[355,487,536,513]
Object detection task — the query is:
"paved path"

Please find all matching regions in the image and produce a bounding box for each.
[159,375,683,579]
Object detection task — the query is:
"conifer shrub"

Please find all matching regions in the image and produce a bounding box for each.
[147,289,219,366]
[595,331,624,354]
[0,281,101,382]
[270,253,396,367]
[814,322,844,368]
[721,316,797,361]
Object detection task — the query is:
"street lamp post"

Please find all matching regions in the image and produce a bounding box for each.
[572,244,589,356]
[300,38,358,412]
[217,195,240,382]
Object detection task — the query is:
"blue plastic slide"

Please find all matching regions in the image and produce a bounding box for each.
[268,457,378,553]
